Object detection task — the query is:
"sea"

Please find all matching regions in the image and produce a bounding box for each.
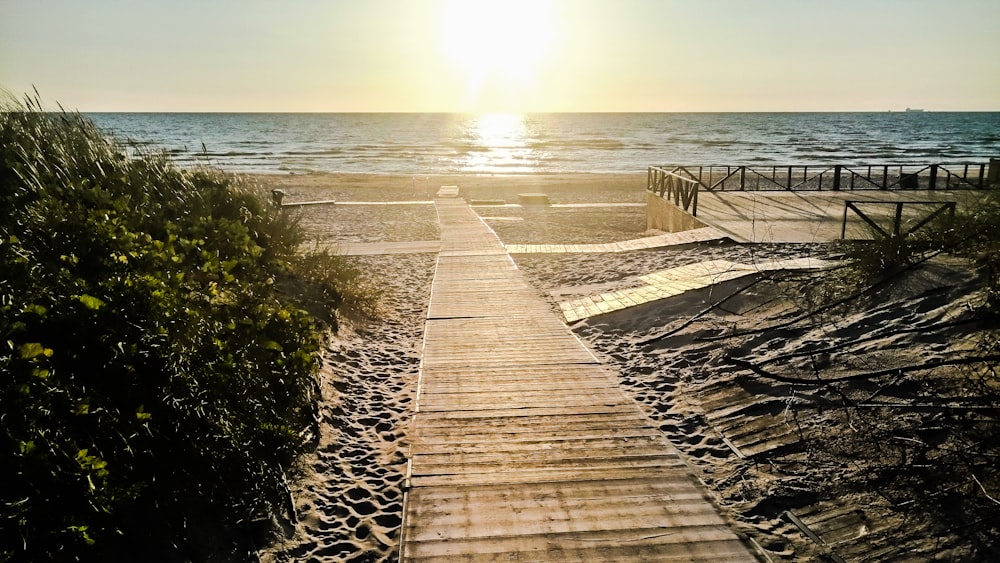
[86,112,1000,176]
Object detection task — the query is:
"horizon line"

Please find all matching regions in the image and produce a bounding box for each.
[76,108,1000,114]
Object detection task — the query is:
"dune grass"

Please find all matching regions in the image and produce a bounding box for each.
[0,96,368,561]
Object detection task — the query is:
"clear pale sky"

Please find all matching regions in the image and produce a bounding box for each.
[2,0,998,113]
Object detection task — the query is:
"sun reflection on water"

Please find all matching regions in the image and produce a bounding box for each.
[474,113,525,147]
[459,113,540,173]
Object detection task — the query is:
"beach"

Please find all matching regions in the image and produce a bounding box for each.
[10,0,1000,558]
[259,172,998,562]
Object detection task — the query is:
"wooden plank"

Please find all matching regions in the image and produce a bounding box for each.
[561,257,834,322]
[411,409,648,427]
[406,476,709,504]
[405,529,753,561]
[411,425,664,445]
[406,497,725,540]
[504,227,726,254]
[410,437,670,458]
[409,404,639,420]
[410,464,695,488]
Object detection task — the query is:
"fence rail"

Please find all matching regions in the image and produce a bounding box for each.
[650,162,994,195]
[841,200,956,240]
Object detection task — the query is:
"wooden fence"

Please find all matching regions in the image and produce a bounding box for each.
[647,167,700,215]
[841,200,956,240]
[649,162,997,216]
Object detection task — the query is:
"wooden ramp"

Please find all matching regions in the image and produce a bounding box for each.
[400,198,757,561]
[693,190,981,243]
[559,257,836,323]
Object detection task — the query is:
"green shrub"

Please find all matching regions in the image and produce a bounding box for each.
[0,98,343,561]
[958,191,1000,310]
[279,250,381,324]
[834,201,963,286]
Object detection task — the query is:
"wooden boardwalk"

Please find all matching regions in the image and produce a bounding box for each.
[331,227,726,256]
[400,198,757,561]
[559,257,835,323]
[505,226,725,254]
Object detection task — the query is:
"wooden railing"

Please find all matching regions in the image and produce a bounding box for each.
[649,162,994,194]
[841,200,956,240]
[647,167,701,215]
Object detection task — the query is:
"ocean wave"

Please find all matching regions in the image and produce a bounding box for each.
[528,139,626,150]
[278,149,345,156]
[695,140,737,147]
[87,112,1000,175]
[196,151,263,157]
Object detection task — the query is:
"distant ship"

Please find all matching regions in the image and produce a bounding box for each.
[904,108,925,112]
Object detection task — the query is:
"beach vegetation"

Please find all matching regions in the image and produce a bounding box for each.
[0,96,363,561]
[830,194,1000,295]
[791,192,1000,557]
[954,192,1000,311]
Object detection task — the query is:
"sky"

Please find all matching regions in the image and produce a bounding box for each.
[1,0,998,113]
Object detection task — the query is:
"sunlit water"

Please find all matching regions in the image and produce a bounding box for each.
[87,112,1000,175]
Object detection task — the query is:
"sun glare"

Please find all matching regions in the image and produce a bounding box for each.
[473,113,526,147]
[458,113,535,173]
[438,0,556,111]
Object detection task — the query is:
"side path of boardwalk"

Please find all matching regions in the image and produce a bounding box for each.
[399,197,758,561]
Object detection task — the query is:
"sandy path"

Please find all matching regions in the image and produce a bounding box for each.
[262,252,434,562]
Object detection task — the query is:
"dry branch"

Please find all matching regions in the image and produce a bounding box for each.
[637,274,772,345]
[972,474,1000,506]
[699,228,988,343]
[727,354,1000,385]
[754,317,987,367]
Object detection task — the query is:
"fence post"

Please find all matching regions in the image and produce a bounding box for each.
[841,202,850,239]
[739,166,746,190]
[989,158,1000,187]
[929,164,938,190]
[833,165,842,191]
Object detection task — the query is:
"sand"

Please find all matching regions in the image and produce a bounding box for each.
[260,252,433,562]
[258,172,999,561]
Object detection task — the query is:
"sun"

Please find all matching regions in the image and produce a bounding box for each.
[438,0,556,112]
